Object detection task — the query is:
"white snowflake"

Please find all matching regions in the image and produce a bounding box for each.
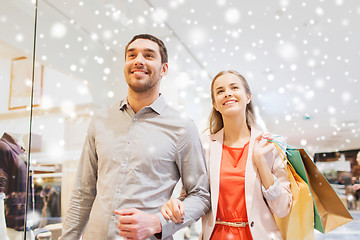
[152,8,168,23]
[50,22,67,38]
[277,41,299,61]
[15,33,24,42]
[224,8,240,24]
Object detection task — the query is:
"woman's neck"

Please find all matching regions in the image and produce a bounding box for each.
[223,115,251,148]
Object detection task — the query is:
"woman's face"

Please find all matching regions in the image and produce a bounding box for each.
[212,73,251,118]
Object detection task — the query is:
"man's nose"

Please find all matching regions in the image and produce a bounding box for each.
[134,54,145,65]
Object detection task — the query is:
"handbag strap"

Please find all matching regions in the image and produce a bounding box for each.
[268,138,295,156]
[272,142,296,171]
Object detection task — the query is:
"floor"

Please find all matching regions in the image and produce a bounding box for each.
[314,210,360,239]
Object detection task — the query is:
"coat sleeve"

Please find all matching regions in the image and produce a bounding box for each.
[262,143,292,218]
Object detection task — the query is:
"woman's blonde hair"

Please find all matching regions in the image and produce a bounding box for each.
[209,70,256,134]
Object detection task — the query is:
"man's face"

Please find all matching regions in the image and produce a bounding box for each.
[124,38,168,93]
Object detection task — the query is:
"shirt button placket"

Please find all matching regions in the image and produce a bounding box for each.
[121,161,126,168]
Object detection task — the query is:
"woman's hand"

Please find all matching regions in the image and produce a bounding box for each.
[252,133,275,189]
[252,133,275,167]
[160,198,185,224]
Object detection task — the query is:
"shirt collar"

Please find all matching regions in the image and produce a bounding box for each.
[119,94,166,115]
[149,94,166,115]
[119,99,129,111]
[1,133,25,155]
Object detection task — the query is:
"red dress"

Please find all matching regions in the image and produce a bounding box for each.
[210,142,253,240]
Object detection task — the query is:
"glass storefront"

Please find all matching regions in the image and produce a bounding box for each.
[1,0,359,239]
[0,1,37,239]
[1,1,211,239]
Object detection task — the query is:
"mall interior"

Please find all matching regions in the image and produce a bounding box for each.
[0,0,359,239]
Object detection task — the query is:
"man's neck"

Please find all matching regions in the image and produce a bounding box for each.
[127,90,160,114]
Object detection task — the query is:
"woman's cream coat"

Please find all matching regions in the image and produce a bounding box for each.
[199,128,292,240]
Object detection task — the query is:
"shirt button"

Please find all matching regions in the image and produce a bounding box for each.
[121,162,126,167]
[111,215,116,221]
[116,187,120,193]
[128,139,131,144]
[250,221,254,227]
[133,117,137,121]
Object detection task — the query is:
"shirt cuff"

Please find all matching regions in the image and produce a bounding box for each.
[154,233,162,239]
[261,175,281,200]
[156,212,174,239]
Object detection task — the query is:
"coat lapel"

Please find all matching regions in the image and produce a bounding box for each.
[245,128,262,218]
[209,129,224,221]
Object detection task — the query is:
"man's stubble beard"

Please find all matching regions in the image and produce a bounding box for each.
[127,73,161,93]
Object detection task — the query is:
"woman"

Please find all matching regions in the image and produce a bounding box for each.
[161,70,292,240]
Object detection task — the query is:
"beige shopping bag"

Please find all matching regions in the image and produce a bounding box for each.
[297,149,353,233]
[274,144,314,240]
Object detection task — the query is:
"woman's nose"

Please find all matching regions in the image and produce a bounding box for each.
[224,90,232,97]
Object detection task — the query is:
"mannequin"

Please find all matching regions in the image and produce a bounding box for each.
[0,132,27,238]
[1,191,8,239]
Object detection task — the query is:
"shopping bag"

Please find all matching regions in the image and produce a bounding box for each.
[287,148,353,233]
[273,144,314,240]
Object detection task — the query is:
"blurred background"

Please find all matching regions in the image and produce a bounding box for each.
[0,0,359,239]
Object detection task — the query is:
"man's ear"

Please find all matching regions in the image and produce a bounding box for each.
[160,63,168,77]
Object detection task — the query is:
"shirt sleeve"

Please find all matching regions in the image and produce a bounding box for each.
[0,146,9,193]
[261,175,281,200]
[59,119,98,240]
[0,170,7,194]
[159,119,211,239]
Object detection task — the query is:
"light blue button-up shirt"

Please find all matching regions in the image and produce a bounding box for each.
[60,95,210,240]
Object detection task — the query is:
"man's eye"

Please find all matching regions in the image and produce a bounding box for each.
[217,90,224,94]
[146,54,154,58]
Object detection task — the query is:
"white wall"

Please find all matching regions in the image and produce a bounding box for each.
[0,59,13,114]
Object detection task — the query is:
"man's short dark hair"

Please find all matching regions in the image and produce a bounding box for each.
[125,34,168,64]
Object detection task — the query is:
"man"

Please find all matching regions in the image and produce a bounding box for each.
[60,34,210,240]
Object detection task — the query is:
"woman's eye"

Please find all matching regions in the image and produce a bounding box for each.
[217,90,224,94]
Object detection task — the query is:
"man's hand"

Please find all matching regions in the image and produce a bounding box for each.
[114,208,162,240]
